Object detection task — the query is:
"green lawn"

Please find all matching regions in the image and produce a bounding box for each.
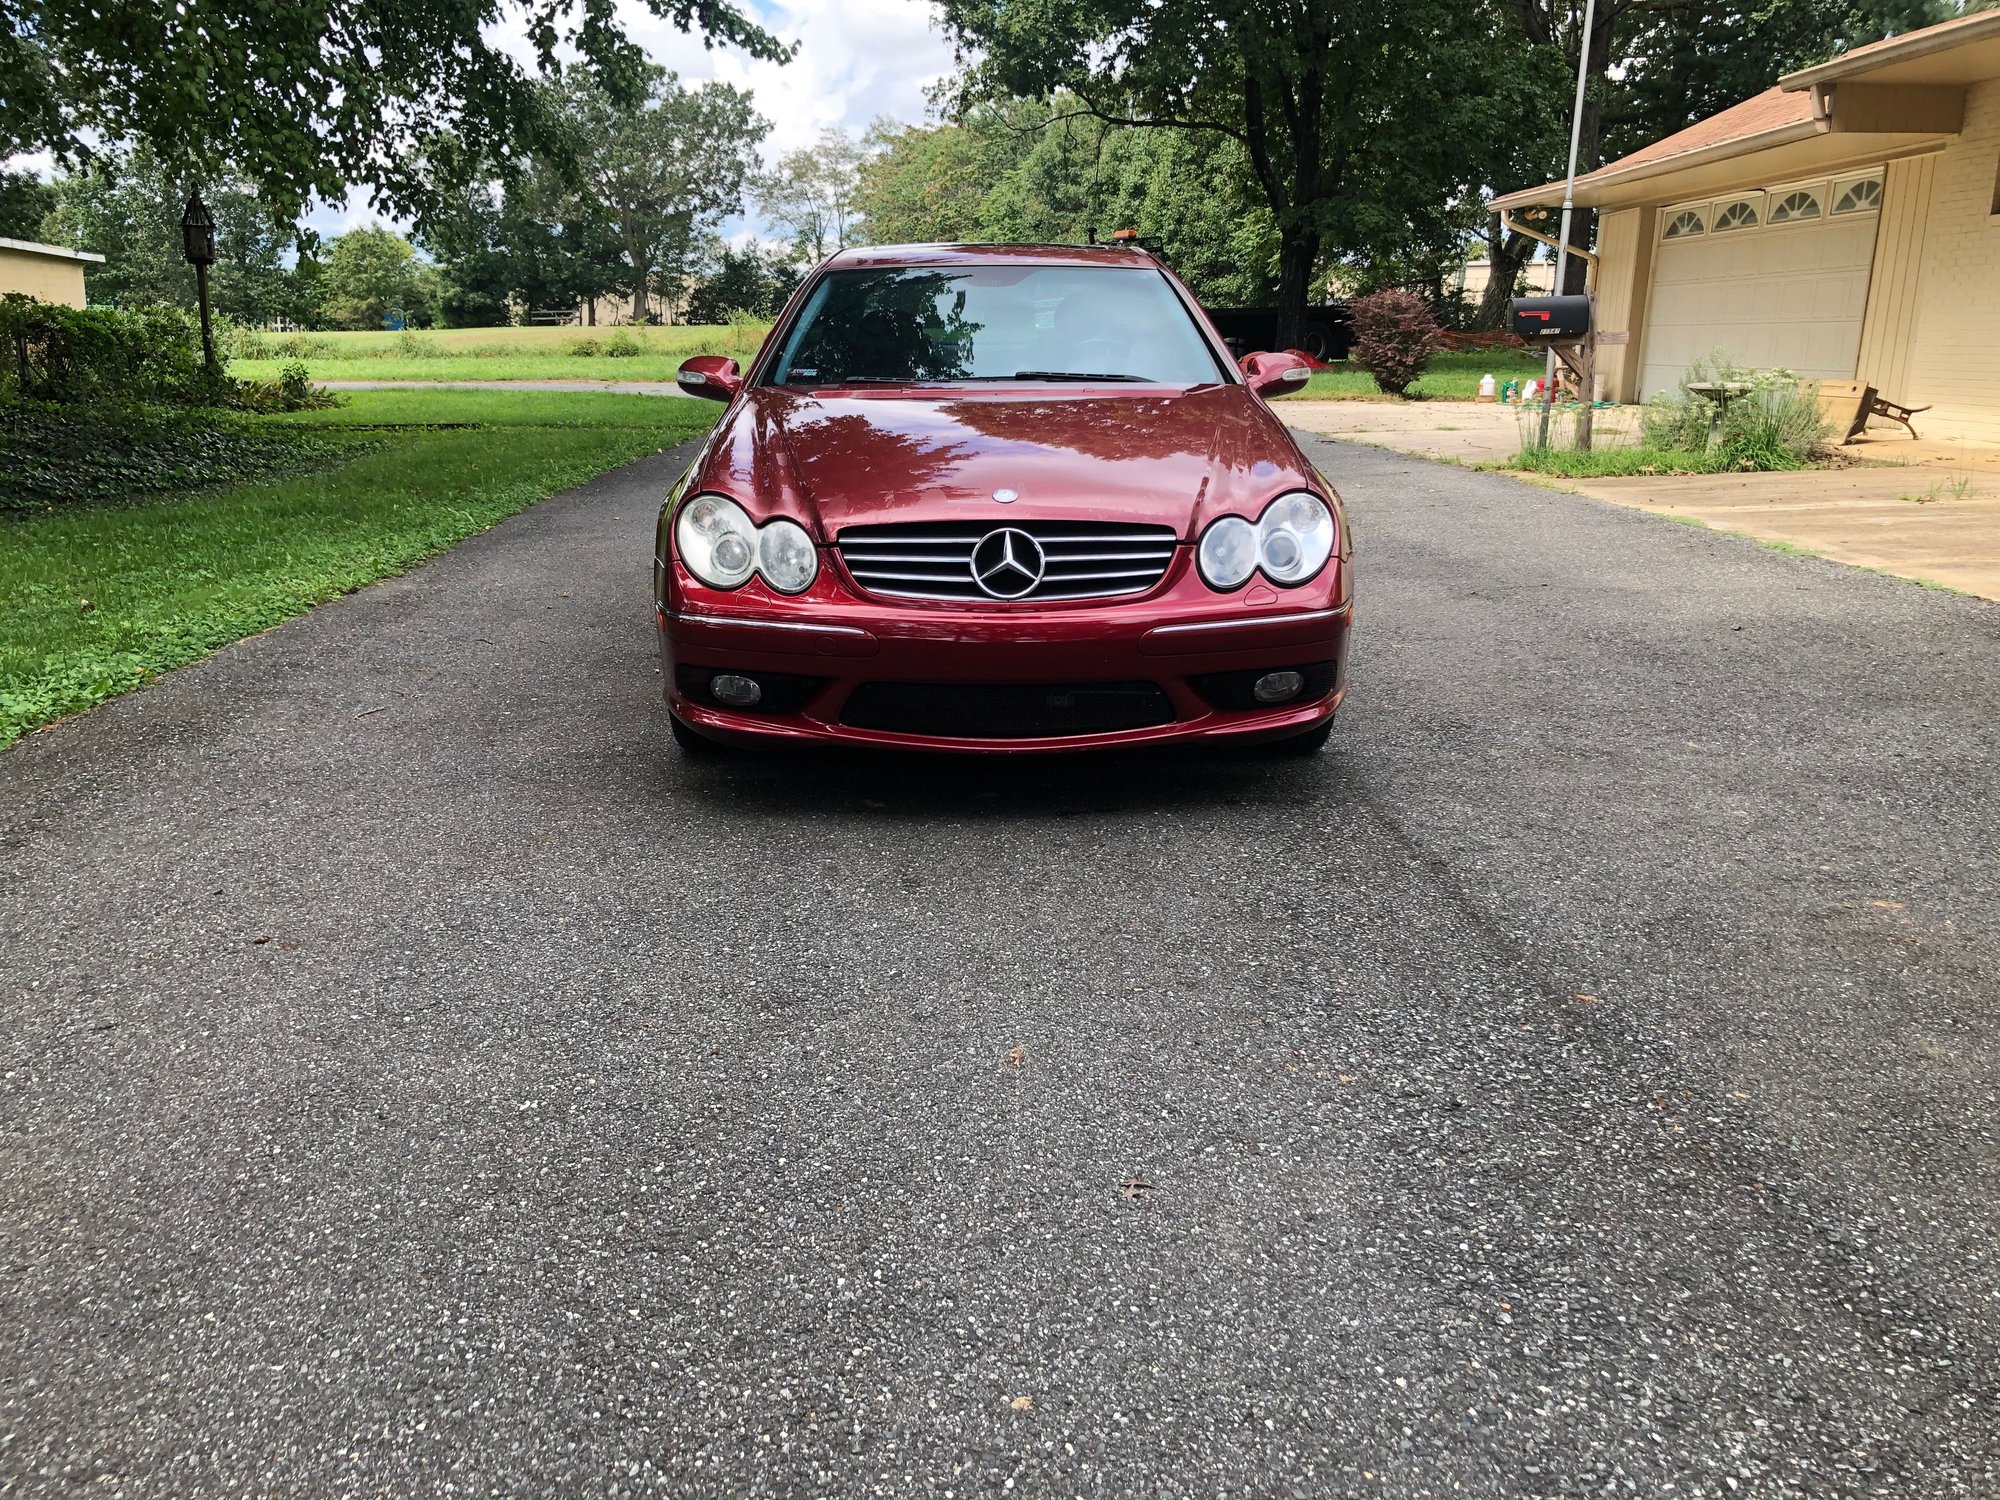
[1279,348,1548,401]
[231,322,772,386]
[1,389,716,747]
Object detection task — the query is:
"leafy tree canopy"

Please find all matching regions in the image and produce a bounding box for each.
[755,129,868,264]
[931,0,1545,344]
[858,98,1280,308]
[40,146,308,323]
[318,226,436,330]
[0,169,56,240]
[528,67,767,322]
[1,0,792,225]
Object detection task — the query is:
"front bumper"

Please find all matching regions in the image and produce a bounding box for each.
[659,559,1352,753]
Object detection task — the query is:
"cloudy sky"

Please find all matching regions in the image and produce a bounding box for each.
[302,0,959,241]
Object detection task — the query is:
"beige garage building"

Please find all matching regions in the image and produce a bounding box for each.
[0,237,103,307]
[1492,9,2000,442]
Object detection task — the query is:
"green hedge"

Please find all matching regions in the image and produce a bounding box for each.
[0,294,217,404]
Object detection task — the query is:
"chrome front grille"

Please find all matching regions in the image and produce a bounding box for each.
[836,520,1179,603]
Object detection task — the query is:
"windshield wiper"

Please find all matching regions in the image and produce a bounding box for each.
[1009,370,1154,382]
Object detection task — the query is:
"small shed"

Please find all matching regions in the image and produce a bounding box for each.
[0,238,105,308]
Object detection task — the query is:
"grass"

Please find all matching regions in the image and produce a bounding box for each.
[1279,348,1546,402]
[1501,445,1733,478]
[0,388,716,747]
[229,322,772,386]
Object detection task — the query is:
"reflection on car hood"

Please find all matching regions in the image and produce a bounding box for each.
[697,385,1320,540]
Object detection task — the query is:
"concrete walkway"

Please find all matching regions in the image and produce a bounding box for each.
[1284,399,2000,600]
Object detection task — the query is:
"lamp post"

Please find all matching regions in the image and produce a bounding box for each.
[180,193,218,375]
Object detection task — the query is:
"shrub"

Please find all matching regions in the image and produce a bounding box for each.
[565,335,605,357]
[0,295,214,405]
[604,330,643,358]
[392,329,441,359]
[1640,352,1830,470]
[1349,289,1445,398]
[230,362,339,414]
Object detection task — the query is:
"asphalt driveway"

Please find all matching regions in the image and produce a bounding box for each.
[3,438,1997,1496]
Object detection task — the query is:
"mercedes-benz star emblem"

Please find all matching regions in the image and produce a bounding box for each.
[970,527,1046,599]
[991,487,1019,504]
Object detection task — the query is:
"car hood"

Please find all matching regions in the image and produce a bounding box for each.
[693,384,1320,541]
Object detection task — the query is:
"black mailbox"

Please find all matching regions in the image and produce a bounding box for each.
[1510,295,1592,340]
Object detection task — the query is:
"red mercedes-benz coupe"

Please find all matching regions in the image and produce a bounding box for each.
[654,242,1352,754]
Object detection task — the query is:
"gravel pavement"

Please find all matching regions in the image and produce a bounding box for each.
[3,437,1997,1497]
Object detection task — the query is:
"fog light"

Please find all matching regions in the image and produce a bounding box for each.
[1252,670,1305,704]
[710,673,763,708]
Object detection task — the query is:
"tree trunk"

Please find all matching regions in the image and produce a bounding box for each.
[624,220,650,324]
[1473,221,1536,331]
[1274,228,1320,352]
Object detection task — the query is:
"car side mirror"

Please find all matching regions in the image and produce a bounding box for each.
[677,355,743,402]
[1240,350,1314,399]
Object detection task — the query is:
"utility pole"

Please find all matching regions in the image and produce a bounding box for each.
[1539,0,1600,450]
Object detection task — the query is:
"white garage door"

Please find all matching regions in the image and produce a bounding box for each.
[1639,177,1881,399]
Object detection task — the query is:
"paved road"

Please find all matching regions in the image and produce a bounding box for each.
[322,378,697,398]
[4,439,1997,1497]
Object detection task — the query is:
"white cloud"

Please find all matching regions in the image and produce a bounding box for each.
[615,0,955,159]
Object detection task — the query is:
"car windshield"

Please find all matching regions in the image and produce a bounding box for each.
[766,264,1228,388]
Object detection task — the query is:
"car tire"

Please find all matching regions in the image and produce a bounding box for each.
[669,711,723,755]
[1271,719,1334,756]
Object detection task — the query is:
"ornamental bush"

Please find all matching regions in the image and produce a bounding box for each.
[0,294,214,404]
[1350,289,1445,398]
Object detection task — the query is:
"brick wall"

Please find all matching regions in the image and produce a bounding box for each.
[1902,78,2000,440]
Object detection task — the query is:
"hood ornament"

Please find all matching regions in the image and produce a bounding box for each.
[991,487,1019,504]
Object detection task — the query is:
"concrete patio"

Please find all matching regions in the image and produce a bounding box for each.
[1283,399,2000,600]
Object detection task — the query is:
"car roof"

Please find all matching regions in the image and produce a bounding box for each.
[822,243,1160,270]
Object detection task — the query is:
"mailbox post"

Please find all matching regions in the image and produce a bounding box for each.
[1511,295,1598,452]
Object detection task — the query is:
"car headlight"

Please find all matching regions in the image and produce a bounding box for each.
[1196,492,1335,591]
[1197,515,1259,590]
[757,519,819,594]
[677,494,757,588]
[1257,492,1335,584]
[675,494,820,594]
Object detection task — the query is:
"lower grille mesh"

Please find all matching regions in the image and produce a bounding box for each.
[840,681,1175,739]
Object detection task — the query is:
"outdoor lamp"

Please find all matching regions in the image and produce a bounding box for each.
[180,194,216,266]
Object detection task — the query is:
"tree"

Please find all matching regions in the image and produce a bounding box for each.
[0,169,55,240]
[934,0,1540,347]
[755,129,868,263]
[539,68,767,323]
[318,226,433,330]
[39,145,303,321]
[420,162,628,326]
[3,0,792,225]
[684,240,804,322]
[856,102,1279,308]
